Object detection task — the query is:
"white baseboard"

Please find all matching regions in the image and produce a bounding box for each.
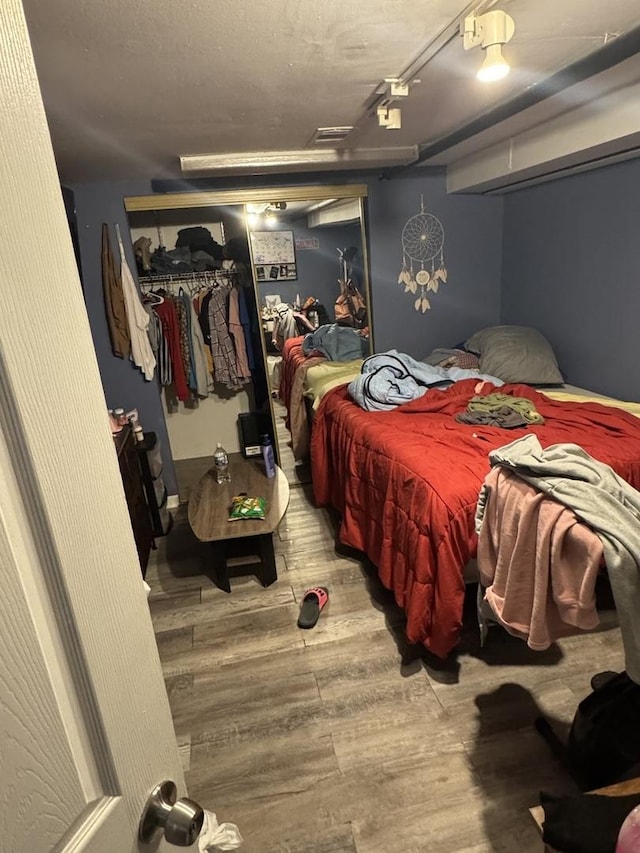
[167,494,180,510]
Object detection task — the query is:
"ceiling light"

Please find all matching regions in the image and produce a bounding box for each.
[461,9,515,83]
[246,204,281,227]
[179,147,418,175]
[477,43,510,82]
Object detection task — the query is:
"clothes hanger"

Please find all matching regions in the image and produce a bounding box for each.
[143,289,164,305]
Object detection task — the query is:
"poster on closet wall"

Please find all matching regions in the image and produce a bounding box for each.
[295,237,319,250]
[250,230,297,281]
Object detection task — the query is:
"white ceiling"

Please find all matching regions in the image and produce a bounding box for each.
[21,0,640,183]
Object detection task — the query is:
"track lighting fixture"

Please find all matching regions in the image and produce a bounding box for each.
[377,106,402,130]
[375,76,412,129]
[461,9,515,82]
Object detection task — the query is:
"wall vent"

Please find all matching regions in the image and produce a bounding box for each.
[311,126,354,145]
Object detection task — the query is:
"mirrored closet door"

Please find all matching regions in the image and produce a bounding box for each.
[123,184,373,488]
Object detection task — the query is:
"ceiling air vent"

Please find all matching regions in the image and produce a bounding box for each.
[311,126,354,145]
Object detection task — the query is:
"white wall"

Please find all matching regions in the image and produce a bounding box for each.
[447,75,640,194]
[161,386,252,460]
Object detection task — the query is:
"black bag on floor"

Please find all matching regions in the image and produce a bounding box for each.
[568,671,640,789]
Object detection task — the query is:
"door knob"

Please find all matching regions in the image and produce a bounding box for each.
[139,780,204,846]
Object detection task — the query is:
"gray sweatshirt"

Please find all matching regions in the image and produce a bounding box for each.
[480,433,640,684]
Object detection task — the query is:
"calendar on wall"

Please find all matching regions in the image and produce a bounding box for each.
[250,230,297,281]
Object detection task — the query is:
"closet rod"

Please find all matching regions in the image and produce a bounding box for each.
[138,270,237,286]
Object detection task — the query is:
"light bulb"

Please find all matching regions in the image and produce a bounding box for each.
[265,212,277,225]
[477,43,510,82]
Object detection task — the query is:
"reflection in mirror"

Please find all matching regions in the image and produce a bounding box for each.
[123,185,372,495]
[126,202,278,502]
[244,195,373,486]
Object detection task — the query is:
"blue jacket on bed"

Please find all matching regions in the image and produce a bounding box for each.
[348,350,503,412]
[302,323,369,361]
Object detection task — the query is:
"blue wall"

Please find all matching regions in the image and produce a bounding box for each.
[501,159,640,400]
[367,172,503,356]
[72,179,179,495]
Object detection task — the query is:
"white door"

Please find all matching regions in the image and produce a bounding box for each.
[0,3,191,851]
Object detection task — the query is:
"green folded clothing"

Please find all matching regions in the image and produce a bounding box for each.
[467,393,545,424]
[228,494,266,521]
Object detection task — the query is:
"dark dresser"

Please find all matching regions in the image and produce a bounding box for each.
[136,432,172,538]
[113,424,154,576]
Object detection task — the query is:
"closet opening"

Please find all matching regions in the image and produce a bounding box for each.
[123,184,373,498]
[125,202,270,495]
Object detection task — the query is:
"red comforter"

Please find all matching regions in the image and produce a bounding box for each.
[311,379,640,658]
[279,336,307,413]
[279,336,326,457]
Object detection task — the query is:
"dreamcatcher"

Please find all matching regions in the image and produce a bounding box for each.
[398,195,448,313]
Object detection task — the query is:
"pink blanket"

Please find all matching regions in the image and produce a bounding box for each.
[478,467,604,649]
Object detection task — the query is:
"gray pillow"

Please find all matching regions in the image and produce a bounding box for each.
[464,325,563,385]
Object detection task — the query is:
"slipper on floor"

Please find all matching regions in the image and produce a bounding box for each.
[297,587,329,629]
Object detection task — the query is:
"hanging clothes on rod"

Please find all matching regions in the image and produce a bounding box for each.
[138,269,235,292]
[228,283,251,383]
[140,269,251,397]
[174,291,193,392]
[207,277,248,391]
[116,223,156,380]
[151,291,189,403]
[102,223,130,359]
[193,284,215,384]
[177,287,208,398]
[186,292,210,396]
[222,258,256,372]
[190,269,245,391]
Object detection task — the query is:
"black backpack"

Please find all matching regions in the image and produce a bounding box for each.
[568,671,640,789]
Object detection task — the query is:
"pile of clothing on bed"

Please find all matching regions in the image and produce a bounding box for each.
[346,323,569,412]
[347,349,504,412]
[475,433,640,683]
[302,323,369,362]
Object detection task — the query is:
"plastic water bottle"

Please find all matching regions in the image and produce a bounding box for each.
[213,442,231,484]
[261,434,276,479]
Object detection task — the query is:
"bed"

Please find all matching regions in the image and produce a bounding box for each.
[278,335,362,459]
[311,377,640,659]
[278,336,323,459]
[279,336,307,415]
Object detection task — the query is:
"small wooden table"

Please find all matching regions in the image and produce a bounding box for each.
[188,453,290,592]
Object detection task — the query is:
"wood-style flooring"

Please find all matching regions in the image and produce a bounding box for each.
[145,405,624,852]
